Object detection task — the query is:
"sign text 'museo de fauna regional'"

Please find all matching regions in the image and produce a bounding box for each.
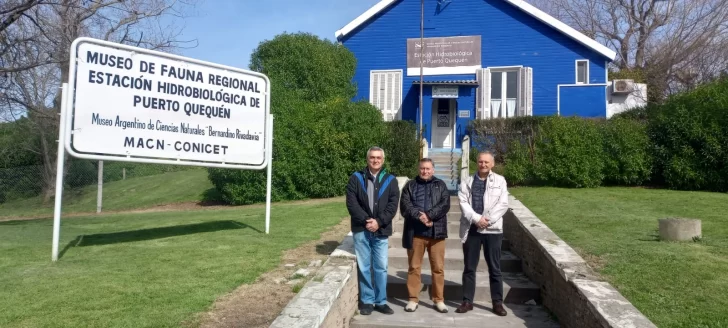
[71,41,268,166]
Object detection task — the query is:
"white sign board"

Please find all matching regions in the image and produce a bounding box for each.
[66,38,270,169]
[432,85,459,98]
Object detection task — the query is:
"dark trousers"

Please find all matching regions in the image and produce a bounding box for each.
[461,232,503,304]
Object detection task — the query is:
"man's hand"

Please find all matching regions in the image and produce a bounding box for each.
[419,212,433,227]
[366,218,379,232]
[476,216,489,229]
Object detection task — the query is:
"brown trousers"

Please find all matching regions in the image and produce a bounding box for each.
[407,236,446,303]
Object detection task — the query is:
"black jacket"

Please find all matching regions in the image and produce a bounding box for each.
[345,167,400,236]
[399,176,450,249]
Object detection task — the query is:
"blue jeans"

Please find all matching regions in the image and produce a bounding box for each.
[353,230,389,306]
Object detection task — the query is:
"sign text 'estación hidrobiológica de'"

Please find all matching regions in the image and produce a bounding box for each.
[71,41,268,166]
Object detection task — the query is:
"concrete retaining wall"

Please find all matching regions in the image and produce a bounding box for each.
[269,233,359,328]
[504,195,657,328]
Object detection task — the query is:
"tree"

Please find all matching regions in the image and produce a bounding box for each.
[530,0,728,102]
[0,0,200,203]
[249,32,357,104]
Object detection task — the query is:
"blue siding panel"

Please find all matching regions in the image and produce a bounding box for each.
[340,0,612,144]
[559,86,607,117]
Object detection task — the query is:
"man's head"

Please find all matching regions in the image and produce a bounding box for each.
[476,152,495,176]
[367,146,385,172]
[418,158,435,180]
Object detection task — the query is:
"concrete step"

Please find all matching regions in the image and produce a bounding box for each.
[350,298,560,328]
[388,248,522,273]
[388,232,511,252]
[392,220,465,234]
[386,269,540,304]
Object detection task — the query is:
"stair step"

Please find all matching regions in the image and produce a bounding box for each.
[392,221,468,235]
[388,248,522,273]
[386,269,540,303]
[388,232,511,252]
[350,298,560,328]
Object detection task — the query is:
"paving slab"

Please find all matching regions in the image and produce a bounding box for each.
[386,269,540,304]
[388,248,522,273]
[350,298,560,328]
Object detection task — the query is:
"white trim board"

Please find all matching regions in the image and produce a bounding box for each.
[334,0,617,61]
[406,65,481,76]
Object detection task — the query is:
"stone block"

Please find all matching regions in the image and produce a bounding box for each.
[659,218,702,241]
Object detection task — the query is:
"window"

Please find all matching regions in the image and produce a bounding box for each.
[576,60,589,84]
[478,67,532,119]
[369,70,402,121]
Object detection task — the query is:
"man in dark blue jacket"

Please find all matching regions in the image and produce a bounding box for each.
[399,158,450,313]
[346,146,400,315]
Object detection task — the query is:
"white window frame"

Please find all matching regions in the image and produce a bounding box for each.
[369,69,403,121]
[576,60,589,84]
[479,67,532,119]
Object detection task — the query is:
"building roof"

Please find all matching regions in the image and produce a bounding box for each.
[334,0,617,61]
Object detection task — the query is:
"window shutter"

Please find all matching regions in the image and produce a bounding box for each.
[393,71,402,120]
[481,68,491,119]
[369,70,402,121]
[526,67,533,116]
[519,67,527,116]
[476,68,483,119]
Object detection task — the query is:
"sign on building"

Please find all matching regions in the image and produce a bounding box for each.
[432,85,459,98]
[406,35,481,76]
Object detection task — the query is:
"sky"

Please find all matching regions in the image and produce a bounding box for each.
[174,0,381,70]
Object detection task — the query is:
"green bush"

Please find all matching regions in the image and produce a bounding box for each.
[502,138,533,186]
[531,117,605,188]
[380,120,420,177]
[600,117,652,185]
[648,77,728,191]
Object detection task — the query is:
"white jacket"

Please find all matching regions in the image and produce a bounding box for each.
[458,171,509,243]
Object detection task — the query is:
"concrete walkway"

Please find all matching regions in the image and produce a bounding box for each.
[350,196,560,328]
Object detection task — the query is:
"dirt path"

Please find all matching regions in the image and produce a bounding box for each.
[0,196,346,222]
[186,217,352,328]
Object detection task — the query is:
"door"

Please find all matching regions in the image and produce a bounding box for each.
[430,98,455,148]
[490,70,519,118]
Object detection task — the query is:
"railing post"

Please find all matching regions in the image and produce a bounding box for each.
[461,135,470,182]
[421,138,428,158]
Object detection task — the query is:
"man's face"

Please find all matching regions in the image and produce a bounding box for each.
[477,153,495,174]
[367,150,384,171]
[418,161,434,180]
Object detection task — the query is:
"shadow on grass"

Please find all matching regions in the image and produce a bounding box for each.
[58,220,260,259]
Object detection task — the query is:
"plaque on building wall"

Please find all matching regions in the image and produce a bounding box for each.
[406,35,481,76]
[432,85,459,98]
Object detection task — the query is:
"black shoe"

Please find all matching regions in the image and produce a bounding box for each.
[360,304,373,315]
[374,304,395,315]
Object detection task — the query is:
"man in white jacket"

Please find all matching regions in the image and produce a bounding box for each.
[454,152,509,316]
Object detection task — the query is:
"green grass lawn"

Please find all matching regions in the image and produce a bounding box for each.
[0,199,348,328]
[509,187,728,328]
[0,169,213,219]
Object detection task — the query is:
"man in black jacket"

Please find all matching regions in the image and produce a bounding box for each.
[346,146,400,315]
[399,158,450,313]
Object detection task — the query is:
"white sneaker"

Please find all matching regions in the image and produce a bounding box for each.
[435,302,448,313]
[404,301,418,312]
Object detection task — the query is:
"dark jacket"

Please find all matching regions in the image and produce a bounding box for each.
[399,176,450,249]
[345,167,400,236]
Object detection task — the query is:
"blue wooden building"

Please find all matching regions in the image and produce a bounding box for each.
[335,0,617,151]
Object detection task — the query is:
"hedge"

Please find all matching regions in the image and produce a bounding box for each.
[467,77,728,191]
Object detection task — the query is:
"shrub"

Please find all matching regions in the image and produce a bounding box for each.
[380,120,420,177]
[647,77,728,191]
[601,117,652,185]
[531,117,605,188]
